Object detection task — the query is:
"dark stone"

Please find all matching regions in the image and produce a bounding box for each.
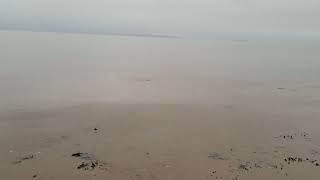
[13,154,34,164]
[20,155,34,160]
[71,152,94,160]
[72,153,82,157]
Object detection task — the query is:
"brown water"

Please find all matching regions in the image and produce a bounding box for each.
[1,31,320,179]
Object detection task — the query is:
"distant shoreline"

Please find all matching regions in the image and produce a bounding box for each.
[0,28,181,39]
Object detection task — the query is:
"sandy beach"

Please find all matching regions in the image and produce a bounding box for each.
[1,31,320,179]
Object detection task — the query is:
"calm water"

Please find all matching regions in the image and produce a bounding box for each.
[1,30,320,112]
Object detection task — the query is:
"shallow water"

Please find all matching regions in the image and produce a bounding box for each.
[1,31,320,179]
[1,31,320,111]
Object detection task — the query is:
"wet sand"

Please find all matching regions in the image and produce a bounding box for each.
[1,31,320,179]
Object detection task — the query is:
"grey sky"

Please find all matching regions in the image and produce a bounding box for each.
[0,0,319,36]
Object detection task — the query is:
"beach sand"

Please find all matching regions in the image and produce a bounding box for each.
[1,31,320,179]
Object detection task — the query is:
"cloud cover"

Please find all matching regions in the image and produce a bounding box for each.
[0,0,319,36]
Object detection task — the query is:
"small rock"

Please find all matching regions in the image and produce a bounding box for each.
[21,155,34,160]
[32,175,37,178]
[71,152,94,160]
[72,152,82,157]
[14,154,34,164]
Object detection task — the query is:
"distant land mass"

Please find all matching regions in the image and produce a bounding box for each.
[0,27,181,39]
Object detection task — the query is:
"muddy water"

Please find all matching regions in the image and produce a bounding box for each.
[1,31,320,179]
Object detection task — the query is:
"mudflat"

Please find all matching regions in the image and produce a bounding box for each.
[1,31,320,179]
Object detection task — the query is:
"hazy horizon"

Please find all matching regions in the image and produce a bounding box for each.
[1,0,320,38]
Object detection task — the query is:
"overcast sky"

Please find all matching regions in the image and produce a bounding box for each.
[0,0,319,36]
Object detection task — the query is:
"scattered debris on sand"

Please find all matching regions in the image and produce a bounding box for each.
[275,131,311,140]
[77,161,98,170]
[72,152,110,171]
[206,130,319,179]
[284,156,319,166]
[210,170,217,174]
[239,164,249,171]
